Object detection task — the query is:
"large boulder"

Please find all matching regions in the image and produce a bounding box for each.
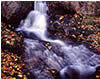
[48,1,100,16]
[1,1,34,26]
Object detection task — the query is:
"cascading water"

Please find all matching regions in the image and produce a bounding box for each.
[16,1,100,79]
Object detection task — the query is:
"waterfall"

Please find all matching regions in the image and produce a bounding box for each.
[16,1,100,79]
[34,1,47,14]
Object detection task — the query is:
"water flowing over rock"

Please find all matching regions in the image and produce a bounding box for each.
[16,1,100,79]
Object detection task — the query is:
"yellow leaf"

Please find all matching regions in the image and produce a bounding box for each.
[6,41,10,44]
[18,72,22,75]
[18,75,23,77]
[10,62,14,65]
[17,68,19,70]
[78,22,80,24]
[72,35,76,38]
[61,21,64,23]
[96,75,100,78]
[50,21,53,23]
[51,70,55,73]
[10,71,14,75]
[11,38,15,41]
[13,77,16,79]
[74,14,78,18]
[59,16,64,20]
[23,75,27,79]
[89,46,92,48]
[57,21,60,25]
[48,46,52,49]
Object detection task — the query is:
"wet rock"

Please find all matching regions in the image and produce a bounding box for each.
[60,65,96,79]
[48,1,100,16]
[78,2,96,16]
[23,39,58,79]
[22,37,100,79]
[48,1,76,16]
[1,1,33,26]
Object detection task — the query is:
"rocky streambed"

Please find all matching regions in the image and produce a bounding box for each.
[1,1,100,79]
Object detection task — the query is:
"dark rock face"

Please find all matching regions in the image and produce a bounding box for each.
[48,1,100,16]
[1,1,34,26]
[47,1,76,16]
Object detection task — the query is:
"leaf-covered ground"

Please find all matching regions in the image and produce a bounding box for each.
[48,13,100,54]
[1,22,35,79]
[1,51,31,79]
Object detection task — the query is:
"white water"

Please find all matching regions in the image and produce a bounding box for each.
[16,1,100,79]
[16,1,65,45]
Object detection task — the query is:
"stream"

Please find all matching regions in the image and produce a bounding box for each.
[16,1,100,79]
